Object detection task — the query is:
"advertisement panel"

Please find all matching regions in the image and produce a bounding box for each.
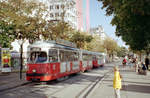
[1,48,11,72]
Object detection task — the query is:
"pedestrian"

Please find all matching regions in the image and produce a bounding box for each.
[122,58,127,67]
[145,56,149,70]
[113,66,122,98]
[138,62,147,75]
[133,57,138,72]
[128,58,132,68]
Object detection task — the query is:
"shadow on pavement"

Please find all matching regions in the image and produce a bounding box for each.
[105,79,150,86]
[122,84,150,94]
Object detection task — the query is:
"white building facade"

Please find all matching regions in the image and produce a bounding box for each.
[40,0,78,29]
[90,25,108,40]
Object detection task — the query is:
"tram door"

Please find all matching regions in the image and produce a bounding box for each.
[48,49,59,74]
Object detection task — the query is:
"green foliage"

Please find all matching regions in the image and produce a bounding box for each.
[87,35,105,52]
[0,0,46,47]
[103,38,118,55]
[70,31,93,49]
[0,21,15,48]
[43,20,72,41]
[117,46,128,57]
[98,0,150,51]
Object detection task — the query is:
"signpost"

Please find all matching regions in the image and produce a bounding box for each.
[1,48,11,73]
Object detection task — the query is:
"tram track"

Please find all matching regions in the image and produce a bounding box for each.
[76,69,113,98]
[46,68,113,98]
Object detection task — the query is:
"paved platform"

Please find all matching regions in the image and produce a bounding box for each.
[88,66,150,98]
[0,72,27,92]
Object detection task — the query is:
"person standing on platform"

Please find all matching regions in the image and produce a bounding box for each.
[113,66,122,98]
[122,58,127,67]
[145,56,149,70]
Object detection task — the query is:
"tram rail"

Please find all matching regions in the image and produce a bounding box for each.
[76,69,112,98]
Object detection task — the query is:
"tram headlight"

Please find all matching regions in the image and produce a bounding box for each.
[32,69,36,73]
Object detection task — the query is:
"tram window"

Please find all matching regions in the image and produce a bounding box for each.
[92,55,96,60]
[59,50,68,62]
[73,52,79,61]
[30,52,47,63]
[83,54,88,60]
[83,54,92,61]
[97,55,103,60]
[59,50,79,62]
[49,49,58,62]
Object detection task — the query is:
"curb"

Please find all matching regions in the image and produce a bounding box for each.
[78,70,112,98]
[86,70,111,98]
[78,76,103,98]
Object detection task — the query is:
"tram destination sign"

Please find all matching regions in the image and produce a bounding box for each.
[30,47,41,51]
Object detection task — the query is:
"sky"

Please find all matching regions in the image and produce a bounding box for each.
[85,0,126,47]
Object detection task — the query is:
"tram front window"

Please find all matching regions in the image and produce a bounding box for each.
[30,52,47,63]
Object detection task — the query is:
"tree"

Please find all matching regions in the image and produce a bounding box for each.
[43,20,73,41]
[0,21,15,48]
[0,0,46,79]
[87,35,105,52]
[70,31,93,49]
[117,46,128,57]
[98,0,150,52]
[103,38,118,61]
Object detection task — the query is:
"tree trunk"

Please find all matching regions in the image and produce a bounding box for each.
[146,50,149,56]
[112,54,114,62]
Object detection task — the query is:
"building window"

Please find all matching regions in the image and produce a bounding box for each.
[61,4,65,9]
[50,13,54,17]
[55,13,59,17]
[55,5,59,9]
[60,13,64,17]
[49,5,53,10]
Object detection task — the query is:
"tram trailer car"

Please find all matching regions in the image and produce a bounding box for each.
[26,40,106,81]
[79,50,93,72]
[91,52,106,68]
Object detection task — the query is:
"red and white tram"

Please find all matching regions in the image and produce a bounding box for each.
[80,50,93,72]
[26,40,106,81]
[92,52,106,68]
